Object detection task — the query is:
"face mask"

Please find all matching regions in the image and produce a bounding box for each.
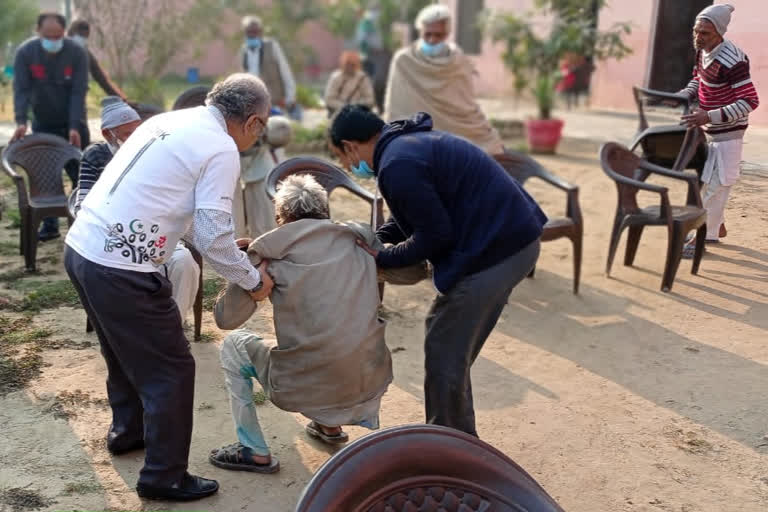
[72,35,88,48]
[246,37,262,49]
[41,38,64,53]
[351,159,375,179]
[107,131,124,154]
[419,39,446,57]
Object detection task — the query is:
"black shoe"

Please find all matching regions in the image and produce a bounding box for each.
[38,230,61,242]
[136,472,219,501]
[107,438,145,455]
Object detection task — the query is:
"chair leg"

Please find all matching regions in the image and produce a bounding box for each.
[19,208,27,256]
[606,214,623,276]
[193,268,203,342]
[571,233,582,294]
[86,317,94,333]
[378,282,385,302]
[624,225,644,267]
[661,225,685,292]
[24,212,41,272]
[691,223,706,275]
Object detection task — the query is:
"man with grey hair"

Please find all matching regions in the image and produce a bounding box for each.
[240,15,298,118]
[383,4,503,154]
[73,97,200,324]
[64,73,274,501]
[209,174,398,473]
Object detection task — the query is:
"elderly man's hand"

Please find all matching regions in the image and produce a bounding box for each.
[355,238,379,258]
[236,238,252,250]
[68,129,81,148]
[681,110,710,127]
[11,124,27,142]
[249,260,274,302]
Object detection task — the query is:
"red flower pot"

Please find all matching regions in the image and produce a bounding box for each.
[525,118,565,154]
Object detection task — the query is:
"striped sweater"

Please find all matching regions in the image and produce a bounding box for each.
[680,40,760,141]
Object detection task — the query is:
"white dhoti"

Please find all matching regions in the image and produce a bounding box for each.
[700,137,743,241]
[162,244,200,321]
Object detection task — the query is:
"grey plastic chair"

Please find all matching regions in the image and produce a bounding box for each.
[2,133,81,271]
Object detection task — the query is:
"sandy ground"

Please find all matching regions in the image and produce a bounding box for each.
[1,137,768,512]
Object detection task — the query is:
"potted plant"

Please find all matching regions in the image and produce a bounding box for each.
[488,0,632,153]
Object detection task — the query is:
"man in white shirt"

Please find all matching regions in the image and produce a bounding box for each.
[239,15,298,119]
[64,74,274,502]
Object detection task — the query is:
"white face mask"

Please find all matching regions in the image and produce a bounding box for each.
[72,34,88,48]
[107,130,124,154]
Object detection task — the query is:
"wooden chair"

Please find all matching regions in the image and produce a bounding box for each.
[494,151,583,294]
[2,134,81,271]
[295,424,565,512]
[629,86,707,177]
[600,142,706,292]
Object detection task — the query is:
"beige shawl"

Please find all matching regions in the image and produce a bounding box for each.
[214,219,394,413]
[383,43,504,155]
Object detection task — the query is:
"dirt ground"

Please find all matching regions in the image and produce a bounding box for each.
[1,138,768,512]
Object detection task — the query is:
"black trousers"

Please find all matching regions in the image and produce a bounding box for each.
[64,246,194,487]
[423,240,541,436]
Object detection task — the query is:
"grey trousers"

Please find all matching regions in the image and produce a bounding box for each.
[424,239,540,436]
[64,247,195,487]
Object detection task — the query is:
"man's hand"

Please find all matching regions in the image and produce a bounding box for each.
[681,110,710,128]
[249,260,274,302]
[235,238,252,250]
[11,124,27,142]
[356,238,379,258]
[68,129,81,148]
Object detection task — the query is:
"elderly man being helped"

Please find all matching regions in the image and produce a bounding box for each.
[209,174,417,473]
[383,4,503,154]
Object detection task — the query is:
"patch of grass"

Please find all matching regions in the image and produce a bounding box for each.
[291,122,328,145]
[9,279,80,312]
[0,240,18,256]
[253,390,269,406]
[5,209,21,230]
[202,277,226,312]
[45,389,109,419]
[0,267,56,285]
[0,487,53,512]
[62,481,102,496]
[0,316,48,394]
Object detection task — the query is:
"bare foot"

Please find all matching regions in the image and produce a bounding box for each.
[317,423,343,436]
[719,223,727,238]
[251,453,272,465]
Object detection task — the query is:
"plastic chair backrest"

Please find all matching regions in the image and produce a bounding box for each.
[266,156,382,226]
[2,133,81,200]
[672,126,706,172]
[295,424,565,512]
[632,86,691,133]
[494,150,552,185]
[600,142,645,212]
[172,86,211,111]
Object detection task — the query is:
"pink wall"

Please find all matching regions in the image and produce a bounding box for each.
[591,0,768,126]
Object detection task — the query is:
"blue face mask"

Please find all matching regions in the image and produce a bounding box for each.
[351,159,375,179]
[420,39,446,57]
[41,37,64,53]
[246,37,262,49]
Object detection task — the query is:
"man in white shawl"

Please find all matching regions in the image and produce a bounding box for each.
[680,4,759,256]
[208,174,427,474]
[383,4,504,155]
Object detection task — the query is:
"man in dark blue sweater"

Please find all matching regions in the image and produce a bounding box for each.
[329,105,547,436]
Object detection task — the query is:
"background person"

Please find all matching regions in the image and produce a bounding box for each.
[12,12,89,241]
[383,4,503,155]
[324,51,375,117]
[679,4,759,256]
[67,19,129,101]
